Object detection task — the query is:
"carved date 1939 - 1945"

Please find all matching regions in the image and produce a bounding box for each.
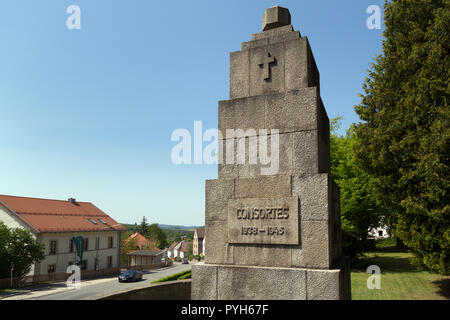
[241,226,285,236]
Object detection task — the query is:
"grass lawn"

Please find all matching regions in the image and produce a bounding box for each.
[351,250,449,300]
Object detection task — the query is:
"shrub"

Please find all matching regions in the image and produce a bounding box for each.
[152,269,191,283]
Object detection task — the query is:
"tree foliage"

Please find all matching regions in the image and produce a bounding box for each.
[147,223,168,249]
[354,0,449,274]
[330,117,381,260]
[120,234,137,266]
[138,216,149,236]
[0,222,45,279]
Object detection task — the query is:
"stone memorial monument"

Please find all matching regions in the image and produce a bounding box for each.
[191,6,351,300]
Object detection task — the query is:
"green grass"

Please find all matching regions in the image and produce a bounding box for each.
[0,288,15,293]
[151,270,191,283]
[351,251,449,300]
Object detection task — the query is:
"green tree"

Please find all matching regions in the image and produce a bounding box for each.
[138,216,149,237]
[330,117,381,260]
[148,223,168,249]
[0,222,45,279]
[185,242,193,258]
[120,235,137,266]
[354,0,449,274]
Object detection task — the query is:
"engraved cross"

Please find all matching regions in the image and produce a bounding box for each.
[259,52,276,81]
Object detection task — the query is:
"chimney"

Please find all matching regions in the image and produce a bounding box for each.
[68,198,77,204]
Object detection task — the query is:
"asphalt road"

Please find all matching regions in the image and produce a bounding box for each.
[27,263,192,300]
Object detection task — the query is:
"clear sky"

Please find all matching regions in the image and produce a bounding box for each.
[0,0,385,226]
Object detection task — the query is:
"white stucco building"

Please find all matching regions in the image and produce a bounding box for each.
[0,195,125,276]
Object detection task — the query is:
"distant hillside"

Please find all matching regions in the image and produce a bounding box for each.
[159,224,203,231]
[120,223,202,244]
[120,223,202,232]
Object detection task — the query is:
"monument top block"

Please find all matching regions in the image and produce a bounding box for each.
[263,6,291,31]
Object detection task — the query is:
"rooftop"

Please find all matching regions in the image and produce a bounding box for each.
[0,194,125,233]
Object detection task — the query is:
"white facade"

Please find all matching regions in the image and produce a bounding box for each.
[39,231,121,274]
[0,206,121,275]
[369,225,390,239]
[0,205,30,231]
[173,242,182,258]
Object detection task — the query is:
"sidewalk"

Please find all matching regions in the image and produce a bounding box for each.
[0,276,117,300]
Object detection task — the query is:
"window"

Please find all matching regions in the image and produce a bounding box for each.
[107,256,112,268]
[98,218,107,225]
[49,240,57,255]
[83,238,89,251]
[80,260,87,270]
[378,230,383,237]
[95,237,100,250]
[88,218,97,225]
[69,239,74,253]
[47,264,56,273]
[108,236,114,249]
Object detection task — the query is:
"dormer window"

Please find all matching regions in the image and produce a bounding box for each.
[88,218,97,225]
[98,218,107,225]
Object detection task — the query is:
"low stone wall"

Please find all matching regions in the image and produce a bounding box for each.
[98,279,191,300]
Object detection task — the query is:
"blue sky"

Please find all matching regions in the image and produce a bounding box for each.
[0,0,385,226]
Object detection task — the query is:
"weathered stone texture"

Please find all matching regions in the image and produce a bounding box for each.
[192,263,350,300]
[221,88,327,135]
[262,6,292,31]
[204,220,234,265]
[234,175,291,198]
[191,264,217,300]
[231,37,320,99]
[217,265,306,300]
[205,179,234,221]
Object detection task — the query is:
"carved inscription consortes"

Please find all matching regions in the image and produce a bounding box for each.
[228,197,300,245]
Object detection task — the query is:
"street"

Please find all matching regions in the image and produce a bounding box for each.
[2,263,192,300]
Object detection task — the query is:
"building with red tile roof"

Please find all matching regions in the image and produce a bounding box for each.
[124,232,161,251]
[0,194,125,276]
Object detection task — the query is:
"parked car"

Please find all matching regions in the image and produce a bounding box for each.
[118,269,143,282]
[182,259,189,264]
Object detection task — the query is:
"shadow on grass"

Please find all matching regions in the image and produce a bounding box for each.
[352,252,416,273]
[370,246,408,253]
[433,278,450,299]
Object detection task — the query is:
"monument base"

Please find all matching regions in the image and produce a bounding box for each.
[191,258,351,300]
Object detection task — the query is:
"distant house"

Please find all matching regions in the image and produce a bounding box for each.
[369,225,390,239]
[0,195,125,276]
[127,250,163,267]
[124,232,160,251]
[193,227,205,256]
[167,241,178,259]
[369,216,391,239]
[179,241,192,259]
[173,241,183,259]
